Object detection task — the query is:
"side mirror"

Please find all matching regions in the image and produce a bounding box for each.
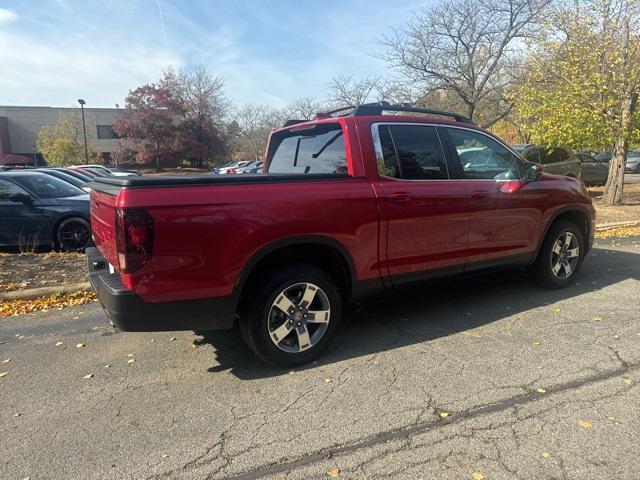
[9,192,31,203]
[524,163,543,182]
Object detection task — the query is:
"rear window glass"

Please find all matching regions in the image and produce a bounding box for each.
[267,124,348,174]
[13,174,85,198]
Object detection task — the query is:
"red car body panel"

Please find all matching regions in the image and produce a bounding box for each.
[88,113,595,330]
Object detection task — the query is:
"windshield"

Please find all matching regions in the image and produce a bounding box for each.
[595,152,611,161]
[14,173,85,198]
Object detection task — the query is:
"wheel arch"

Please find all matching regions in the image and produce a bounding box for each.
[235,236,357,307]
[536,206,592,259]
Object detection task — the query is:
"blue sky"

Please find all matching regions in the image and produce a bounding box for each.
[0,0,427,108]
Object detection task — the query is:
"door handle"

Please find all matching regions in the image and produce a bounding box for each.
[469,190,489,199]
[389,192,413,203]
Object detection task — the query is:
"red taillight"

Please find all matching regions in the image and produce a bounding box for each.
[115,208,154,273]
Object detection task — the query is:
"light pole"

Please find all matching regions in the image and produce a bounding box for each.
[77,98,89,163]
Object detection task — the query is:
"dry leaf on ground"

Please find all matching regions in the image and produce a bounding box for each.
[578,420,592,429]
[0,290,95,317]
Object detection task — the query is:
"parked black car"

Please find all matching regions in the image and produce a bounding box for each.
[36,168,91,192]
[49,168,94,182]
[576,152,609,186]
[0,171,92,251]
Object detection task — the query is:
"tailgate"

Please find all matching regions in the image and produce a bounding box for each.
[90,188,119,269]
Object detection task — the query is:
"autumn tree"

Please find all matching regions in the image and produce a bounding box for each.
[516,0,640,204]
[161,66,229,167]
[113,84,183,170]
[37,112,100,166]
[379,0,551,128]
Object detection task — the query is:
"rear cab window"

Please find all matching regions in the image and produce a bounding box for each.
[266,123,348,175]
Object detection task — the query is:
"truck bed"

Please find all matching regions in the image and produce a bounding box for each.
[89,173,349,194]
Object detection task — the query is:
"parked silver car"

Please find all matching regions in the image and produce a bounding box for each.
[513,145,582,179]
[625,151,640,173]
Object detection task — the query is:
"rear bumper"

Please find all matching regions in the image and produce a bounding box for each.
[86,247,236,331]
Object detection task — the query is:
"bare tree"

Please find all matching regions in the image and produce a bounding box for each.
[326,75,417,107]
[230,104,282,161]
[379,0,550,128]
[284,97,328,120]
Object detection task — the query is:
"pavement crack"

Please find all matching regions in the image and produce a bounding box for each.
[227,362,639,480]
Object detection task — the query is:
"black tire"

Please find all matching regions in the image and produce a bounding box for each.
[56,217,92,252]
[239,264,343,367]
[532,219,584,289]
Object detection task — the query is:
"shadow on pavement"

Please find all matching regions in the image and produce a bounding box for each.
[196,243,640,380]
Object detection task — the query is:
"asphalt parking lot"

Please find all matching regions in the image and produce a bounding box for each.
[2,236,640,480]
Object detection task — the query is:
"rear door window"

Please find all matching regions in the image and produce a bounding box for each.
[267,124,348,174]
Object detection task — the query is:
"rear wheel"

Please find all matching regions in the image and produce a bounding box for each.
[56,217,92,252]
[532,220,584,288]
[239,264,343,367]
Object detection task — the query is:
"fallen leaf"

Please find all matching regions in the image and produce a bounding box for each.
[329,468,341,477]
[613,334,620,339]
[161,454,169,458]
[553,308,561,314]
[127,353,134,357]
[104,364,111,368]
[578,420,592,429]
[0,290,96,317]
[593,316,603,321]
[13,413,21,417]
[128,358,135,364]
[324,377,333,383]
[55,341,64,346]
[537,388,546,394]
[608,416,616,421]
[532,341,541,347]
[472,473,485,480]
[0,372,8,378]
[76,342,85,348]
[542,452,550,459]
[169,337,177,341]
[1,358,10,363]
[623,378,632,385]
[439,411,449,418]
[83,373,94,379]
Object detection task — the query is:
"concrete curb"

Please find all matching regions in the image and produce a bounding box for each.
[595,220,640,231]
[0,282,92,302]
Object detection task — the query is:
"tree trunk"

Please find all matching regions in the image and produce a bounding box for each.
[602,94,632,206]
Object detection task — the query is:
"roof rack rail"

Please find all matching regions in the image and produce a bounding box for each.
[351,102,474,124]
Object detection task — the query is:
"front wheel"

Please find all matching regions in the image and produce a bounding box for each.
[56,217,92,252]
[239,264,343,367]
[532,220,584,289]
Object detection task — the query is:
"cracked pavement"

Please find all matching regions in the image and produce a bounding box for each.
[2,236,640,479]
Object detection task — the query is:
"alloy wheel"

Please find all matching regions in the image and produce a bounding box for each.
[550,231,580,279]
[267,282,331,353]
[58,220,90,251]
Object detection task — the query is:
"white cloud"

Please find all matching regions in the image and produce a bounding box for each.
[0,29,181,106]
[0,8,18,23]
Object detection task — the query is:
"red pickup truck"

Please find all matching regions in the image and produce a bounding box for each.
[87,103,595,366]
